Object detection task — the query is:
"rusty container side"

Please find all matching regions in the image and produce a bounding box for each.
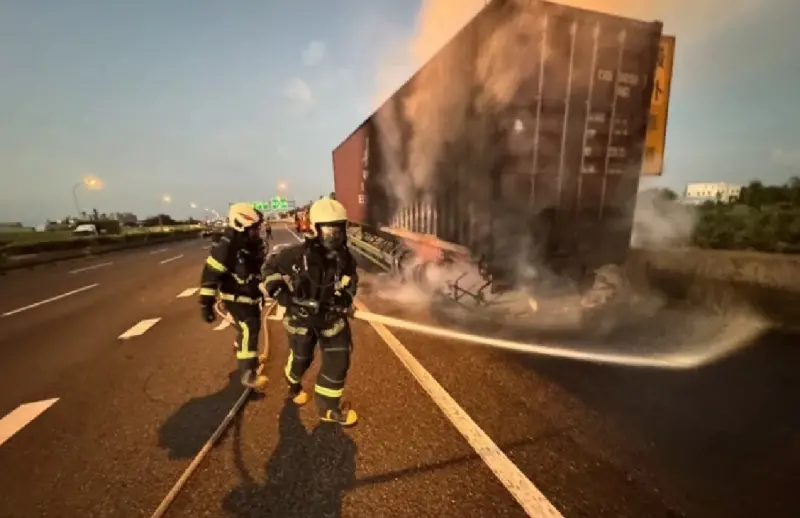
[332,124,369,225]
[334,0,663,282]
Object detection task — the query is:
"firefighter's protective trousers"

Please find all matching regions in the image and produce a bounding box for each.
[222,297,262,375]
[284,318,352,413]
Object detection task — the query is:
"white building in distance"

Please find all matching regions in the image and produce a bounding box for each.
[683,182,742,204]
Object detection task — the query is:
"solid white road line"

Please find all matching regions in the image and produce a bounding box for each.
[282,230,560,515]
[286,228,303,242]
[69,262,113,274]
[1,284,100,318]
[150,248,168,255]
[118,318,161,339]
[177,288,198,298]
[0,398,59,448]
[354,299,563,517]
[159,254,183,265]
[201,245,211,250]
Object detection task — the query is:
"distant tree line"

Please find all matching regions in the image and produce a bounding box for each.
[46,211,200,229]
[139,214,200,227]
[655,178,800,253]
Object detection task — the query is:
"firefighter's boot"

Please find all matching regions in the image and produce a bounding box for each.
[286,381,310,406]
[320,406,358,427]
[241,369,268,392]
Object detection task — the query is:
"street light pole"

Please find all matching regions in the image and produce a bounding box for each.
[72,175,103,220]
[159,195,172,230]
[72,183,82,217]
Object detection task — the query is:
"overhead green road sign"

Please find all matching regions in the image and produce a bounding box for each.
[250,197,292,212]
[270,196,288,210]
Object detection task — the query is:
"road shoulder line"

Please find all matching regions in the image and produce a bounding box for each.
[354,298,565,518]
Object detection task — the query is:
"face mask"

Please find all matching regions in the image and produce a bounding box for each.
[318,224,345,250]
[246,225,261,240]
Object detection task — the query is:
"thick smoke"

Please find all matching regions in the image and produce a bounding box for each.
[364,0,767,359]
[367,0,553,309]
[631,186,698,249]
[370,0,486,208]
[368,0,600,302]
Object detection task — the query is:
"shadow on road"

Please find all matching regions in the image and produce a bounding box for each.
[530,329,800,517]
[157,370,246,460]
[223,401,357,518]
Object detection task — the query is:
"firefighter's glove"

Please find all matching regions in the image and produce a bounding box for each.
[264,280,293,308]
[200,298,216,324]
[275,289,293,308]
[334,292,354,312]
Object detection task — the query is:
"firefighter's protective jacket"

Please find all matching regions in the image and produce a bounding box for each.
[261,239,358,336]
[198,227,265,305]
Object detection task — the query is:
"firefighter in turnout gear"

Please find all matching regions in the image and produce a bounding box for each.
[261,198,358,426]
[198,202,268,391]
[264,220,273,241]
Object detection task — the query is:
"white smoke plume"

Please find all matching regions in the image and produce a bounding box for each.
[367,0,760,220]
[369,0,485,208]
[361,0,766,362]
[631,186,698,249]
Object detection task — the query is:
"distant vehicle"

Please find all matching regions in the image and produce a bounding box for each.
[72,223,99,237]
[295,211,310,233]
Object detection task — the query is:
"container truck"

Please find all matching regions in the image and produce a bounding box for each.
[333,0,674,307]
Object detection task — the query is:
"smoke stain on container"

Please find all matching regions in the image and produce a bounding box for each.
[333,0,670,288]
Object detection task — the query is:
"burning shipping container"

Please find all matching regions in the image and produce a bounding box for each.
[333,0,666,284]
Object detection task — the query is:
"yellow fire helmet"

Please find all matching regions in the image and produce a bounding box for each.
[227,202,262,232]
[308,198,347,235]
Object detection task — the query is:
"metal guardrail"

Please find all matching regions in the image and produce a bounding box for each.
[346,226,497,307]
[346,227,409,273]
[0,230,202,273]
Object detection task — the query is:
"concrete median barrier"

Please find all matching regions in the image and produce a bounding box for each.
[0,230,202,273]
[627,248,800,329]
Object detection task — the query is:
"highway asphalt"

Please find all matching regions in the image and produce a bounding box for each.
[0,226,797,517]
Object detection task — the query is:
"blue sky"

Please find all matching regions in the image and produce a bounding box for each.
[0,0,797,224]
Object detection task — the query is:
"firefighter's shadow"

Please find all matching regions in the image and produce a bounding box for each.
[157,370,258,460]
[223,402,357,518]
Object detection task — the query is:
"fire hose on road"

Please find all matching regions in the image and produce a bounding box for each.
[284,297,706,370]
[151,294,740,516]
[348,309,704,370]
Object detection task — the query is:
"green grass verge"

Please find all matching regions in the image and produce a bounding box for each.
[0,228,203,256]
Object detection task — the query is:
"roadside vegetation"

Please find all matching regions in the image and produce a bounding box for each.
[0,214,203,248]
[652,179,800,254]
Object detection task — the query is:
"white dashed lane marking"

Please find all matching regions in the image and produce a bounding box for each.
[177,288,199,298]
[159,254,183,265]
[0,398,59,448]
[150,248,168,255]
[213,320,231,331]
[118,318,161,339]
[69,262,113,274]
[1,284,100,318]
